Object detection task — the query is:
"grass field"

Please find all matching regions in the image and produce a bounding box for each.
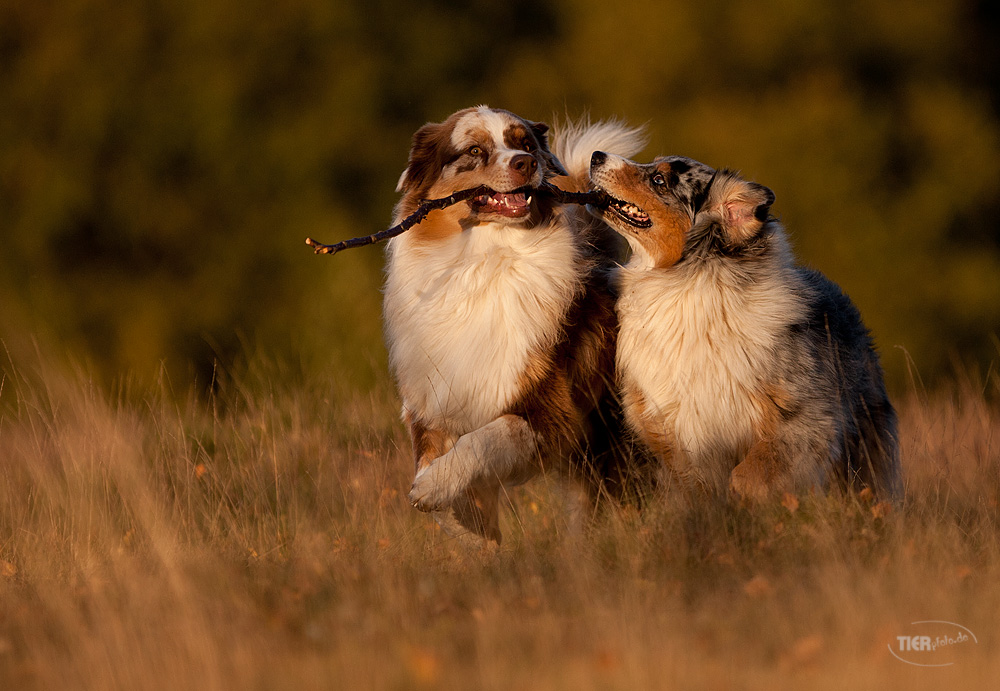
[1,354,997,690]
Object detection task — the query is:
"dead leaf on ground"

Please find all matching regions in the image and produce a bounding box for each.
[780,634,824,670]
[405,645,441,685]
[871,501,892,519]
[744,574,773,598]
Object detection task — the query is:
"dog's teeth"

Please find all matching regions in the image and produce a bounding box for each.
[526,195,532,206]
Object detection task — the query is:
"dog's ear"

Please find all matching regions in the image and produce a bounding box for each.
[397,122,447,194]
[703,171,774,244]
[528,120,568,177]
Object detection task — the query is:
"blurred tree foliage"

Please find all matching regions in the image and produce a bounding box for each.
[1,0,997,391]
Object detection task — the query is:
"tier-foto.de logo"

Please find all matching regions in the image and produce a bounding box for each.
[889,621,978,667]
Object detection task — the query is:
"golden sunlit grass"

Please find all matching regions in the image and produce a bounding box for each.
[1,355,998,690]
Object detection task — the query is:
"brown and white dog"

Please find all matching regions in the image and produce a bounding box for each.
[589,151,902,502]
[384,106,645,542]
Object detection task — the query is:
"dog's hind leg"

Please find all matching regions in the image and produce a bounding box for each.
[445,482,503,544]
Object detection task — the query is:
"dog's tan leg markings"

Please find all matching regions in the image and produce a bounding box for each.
[627,389,675,464]
[729,391,792,501]
[625,385,709,489]
[408,414,537,512]
[408,418,457,473]
[729,437,788,501]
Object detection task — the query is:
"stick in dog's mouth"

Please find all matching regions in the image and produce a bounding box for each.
[469,188,534,218]
[306,184,611,256]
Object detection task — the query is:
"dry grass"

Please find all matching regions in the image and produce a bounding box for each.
[1,354,998,690]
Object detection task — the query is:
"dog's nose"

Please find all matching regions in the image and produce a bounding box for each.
[510,153,538,178]
[591,151,607,167]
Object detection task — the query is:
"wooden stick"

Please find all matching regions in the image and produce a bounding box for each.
[538,182,608,208]
[305,183,609,255]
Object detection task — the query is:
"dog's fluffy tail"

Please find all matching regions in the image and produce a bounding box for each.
[550,118,647,193]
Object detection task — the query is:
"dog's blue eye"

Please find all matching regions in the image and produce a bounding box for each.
[652,173,666,187]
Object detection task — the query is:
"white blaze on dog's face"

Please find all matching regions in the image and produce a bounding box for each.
[395,105,567,232]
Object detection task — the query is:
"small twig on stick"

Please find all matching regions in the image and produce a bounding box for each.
[305,185,490,255]
[305,183,608,256]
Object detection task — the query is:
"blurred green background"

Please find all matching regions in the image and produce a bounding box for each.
[1,0,998,392]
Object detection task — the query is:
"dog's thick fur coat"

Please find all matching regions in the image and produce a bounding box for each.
[589,151,902,501]
[384,107,646,541]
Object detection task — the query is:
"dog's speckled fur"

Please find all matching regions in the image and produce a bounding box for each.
[589,151,901,501]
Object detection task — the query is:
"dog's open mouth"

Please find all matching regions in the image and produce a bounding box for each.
[470,190,533,218]
[607,197,652,228]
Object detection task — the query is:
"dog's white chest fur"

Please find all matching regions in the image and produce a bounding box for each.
[616,261,802,480]
[384,222,580,434]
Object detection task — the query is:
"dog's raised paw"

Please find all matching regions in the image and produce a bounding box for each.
[408,475,442,513]
[408,461,463,512]
[728,460,772,503]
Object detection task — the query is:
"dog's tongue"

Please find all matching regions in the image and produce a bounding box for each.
[473,191,531,218]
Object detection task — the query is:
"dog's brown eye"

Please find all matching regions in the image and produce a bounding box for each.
[652,173,666,187]
[468,146,483,156]
[522,141,535,152]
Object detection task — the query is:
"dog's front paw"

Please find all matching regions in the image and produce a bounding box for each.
[408,459,466,512]
[729,452,791,503]
[728,460,771,503]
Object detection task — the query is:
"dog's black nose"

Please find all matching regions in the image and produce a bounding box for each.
[591,151,607,168]
[510,153,538,176]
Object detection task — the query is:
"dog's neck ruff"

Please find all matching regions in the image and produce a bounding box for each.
[384,217,581,434]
